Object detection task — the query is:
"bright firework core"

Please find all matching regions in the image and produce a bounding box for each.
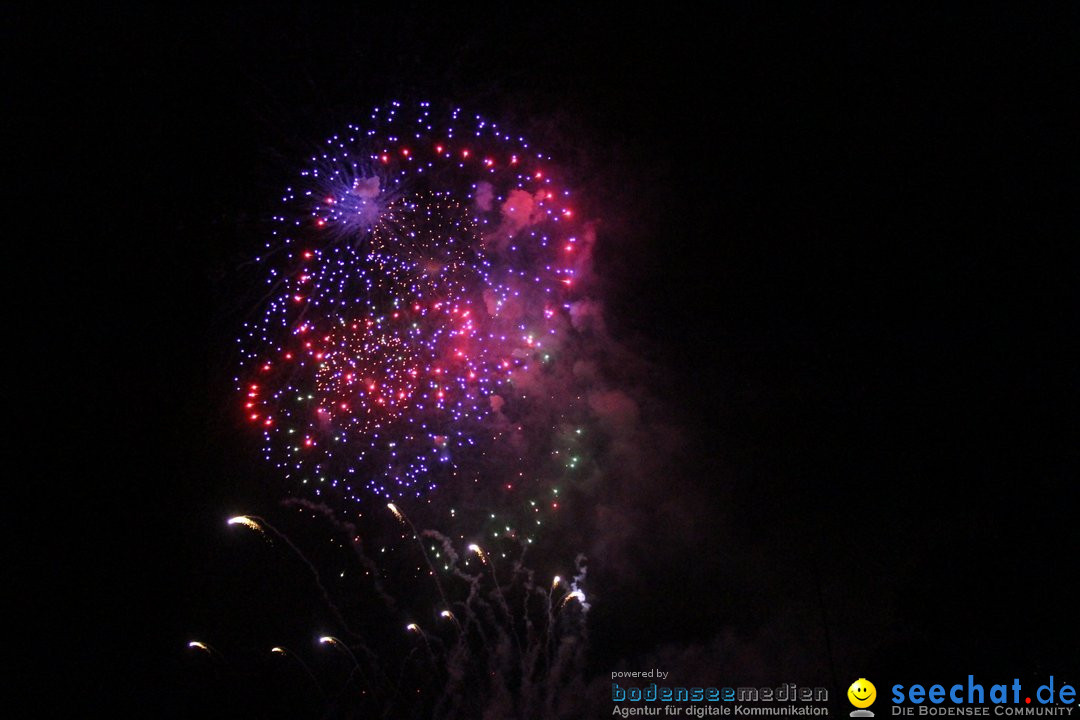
[239,102,585,506]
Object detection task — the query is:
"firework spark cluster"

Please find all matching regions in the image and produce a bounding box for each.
[239,102,588,505]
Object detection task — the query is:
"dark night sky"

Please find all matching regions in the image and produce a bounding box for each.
[10,5,1078,714]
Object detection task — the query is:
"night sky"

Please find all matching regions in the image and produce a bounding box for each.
[12,6,1077,716]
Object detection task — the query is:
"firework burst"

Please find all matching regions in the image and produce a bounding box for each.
[204,102,602,717]
[239,102,586,508]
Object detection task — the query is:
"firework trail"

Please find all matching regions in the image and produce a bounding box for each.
[280,496,398,608]
[387,502,453,613]
[226,514,268,540]
[270,646,325,700]
[227,513,362,642]
[187,640,214,654]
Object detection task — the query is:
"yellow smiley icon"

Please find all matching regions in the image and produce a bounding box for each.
[848,679,877,709]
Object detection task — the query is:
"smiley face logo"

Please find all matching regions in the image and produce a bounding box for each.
[848,679,877,709]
